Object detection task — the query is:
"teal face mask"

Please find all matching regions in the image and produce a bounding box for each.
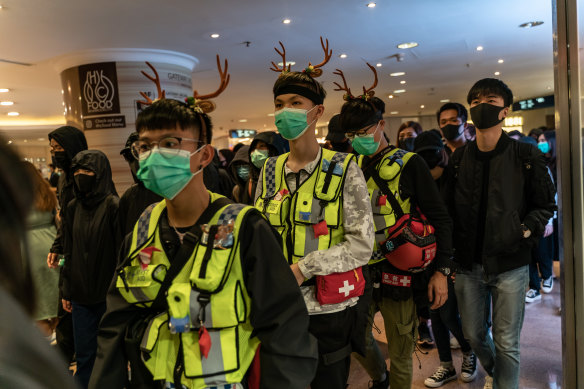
[274,106,317,140]
[250,149,269,169]
[351,126,381,156]
[538,141,550,154]
[137,147,203,200]
[236,165,250,181]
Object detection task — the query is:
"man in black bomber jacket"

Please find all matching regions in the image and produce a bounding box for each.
[442,78,556,389]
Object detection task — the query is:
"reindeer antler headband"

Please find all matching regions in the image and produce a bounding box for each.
[333,62,379,102]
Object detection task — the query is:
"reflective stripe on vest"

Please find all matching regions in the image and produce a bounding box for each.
[256,148,353,263]
[358,148,415,265]
[118,192,260,388]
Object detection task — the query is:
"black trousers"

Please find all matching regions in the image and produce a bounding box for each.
[308,305,357,389]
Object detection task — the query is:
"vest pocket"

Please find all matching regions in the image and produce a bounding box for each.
[140,312,177,380]
[116,264,167,306]
[181,326,240,379]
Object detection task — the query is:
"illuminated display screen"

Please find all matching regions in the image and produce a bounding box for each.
[512,95,554,111]
[229,129,257,138]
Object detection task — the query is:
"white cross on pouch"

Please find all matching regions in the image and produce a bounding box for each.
[339,280,355,296]
[400,277,411,287]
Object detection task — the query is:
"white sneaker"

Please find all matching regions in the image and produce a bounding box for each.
[525,289,541,303]
[450,334,460,349]
[541,276,554,293]
[483,375,493,389]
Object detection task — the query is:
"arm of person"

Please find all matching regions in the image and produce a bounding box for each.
[522,150,557,236]
[400,155,454,309]
[297,161,374,279]
[240,212,318,388]
[60,200,75,304]
[88,235,142,389]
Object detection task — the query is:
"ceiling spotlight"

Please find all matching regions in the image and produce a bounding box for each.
[397,42,418,49]
[282,18,291,24]
[376,63,382,67]
[498,59,504,63]
[547,86,552,90]
[0,88,8,93]
[7,112,19,116]
[37,138,44,141]
[390,72,406,77]
[420,105,425,109]
[267,113,275,117]
[476,46,484,51]
[400,80,406,84]
[393,89,406,94]
[339,54,348,58]
[440,99,450,103]
[23,139,27,143]
[388,95,394,99]
[0,101,14,106]
[7,140,12,144]
[519,21,544,28]
[238,119,248,123]
[277,61,296,67]
[210,33,220,39]
[367,2,376,8]
[494,71,500,76]
[390,111,399,114]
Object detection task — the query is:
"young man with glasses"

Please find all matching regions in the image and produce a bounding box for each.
[90,96,317,388]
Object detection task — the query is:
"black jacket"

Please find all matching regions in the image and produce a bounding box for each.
[48,126,88,254]
[443,132,556,274]
[89,202,318,389]
[119,183,162,237]
[62,150,121,304]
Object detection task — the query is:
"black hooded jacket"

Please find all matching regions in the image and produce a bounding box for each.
[48,126,88,254]
[230,145,252,204]
[62,150,121,304]
[246,132,289,204]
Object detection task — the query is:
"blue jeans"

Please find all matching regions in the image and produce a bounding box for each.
[454,264,528,389]
[72,301,107,389]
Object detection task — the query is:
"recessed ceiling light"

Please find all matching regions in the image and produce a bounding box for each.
[367,2,376,8]
[390,72,406,77]
[7,112,19,116]
[376,63,382,67]
[277,61,296,67]
[420,105,425,109]
[210,33,220,39]
[339,54,348,59]
[239,119,248,123]
[440,99,450,103]
[519,21,544,28]
[397,42,418,49]
[282,18,291,24]
[267,113,275,116]
[393,89,406,93]
[37,138,44,141]
[0,101,13,106]
[494,71,500,76]
[547,86,552,90]
[7,140,12,144]
[476,46,484,51]
[400,80,406,84]
[0,88,8,93]
[390,111,399,114]
[388,95,394,99]
[23,139,27,143]
[498,59,504,63]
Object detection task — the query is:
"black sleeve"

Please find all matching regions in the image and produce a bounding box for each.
[400,154,454,269]
[89,234,142,389]
[523,150,557,236]
[118,191,129,240]
[60,200,76,300]
[239,212,318,389]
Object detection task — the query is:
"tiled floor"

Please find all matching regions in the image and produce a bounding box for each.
[347,263,563,389]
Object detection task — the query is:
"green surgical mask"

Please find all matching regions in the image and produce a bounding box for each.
[250,149,269,169]
[351,125,381,156]
[274,106,317,140]
[137,147,203,200]
[236,165,250,181]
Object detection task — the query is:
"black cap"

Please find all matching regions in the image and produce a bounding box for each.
[414,129,444,153]
[120,132,139,155]
[325,114,347,142]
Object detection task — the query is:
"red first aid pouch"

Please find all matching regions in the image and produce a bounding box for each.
[315,267,365,305]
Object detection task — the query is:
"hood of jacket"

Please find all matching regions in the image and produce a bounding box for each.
[249,131,289,159]
[48,126,88,163]
[229,145,250,185]
[71,150,117,206]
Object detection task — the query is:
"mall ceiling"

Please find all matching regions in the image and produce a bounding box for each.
[0,0,554,144]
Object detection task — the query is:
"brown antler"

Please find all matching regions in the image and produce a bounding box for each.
[193,55,231,100]
[362,62,378,97]
[310,37,332,70]
[333,69,354,99]
[137,62,166,105]
[269,41,291,73]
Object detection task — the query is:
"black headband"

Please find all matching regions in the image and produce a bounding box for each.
[344,110,383,133]
[273,84,324,105]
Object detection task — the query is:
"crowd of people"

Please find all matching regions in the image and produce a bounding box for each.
[0,43,558,389]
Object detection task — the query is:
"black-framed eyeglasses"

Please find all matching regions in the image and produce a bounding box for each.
[130,136,203,160]
[345,123,377,140]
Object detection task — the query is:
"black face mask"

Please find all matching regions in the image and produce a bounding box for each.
[53,151,70,170]
[419,150,442,169]
[399,138,416,152]
[74,174,95,195]
[129,160,140,183]
[470,103,506,130]
[441,124,463,141]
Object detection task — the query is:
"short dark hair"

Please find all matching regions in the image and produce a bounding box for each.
[135,99,213,144]
[339,97,385,133]
[467,78,514,107]
[436,102,468,124]
[273,72,327,104]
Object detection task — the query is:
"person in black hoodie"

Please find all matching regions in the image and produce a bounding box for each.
[230,144,251,203]
[46,125,88,364]
[119,132,162,237]
[247,131,289,204]
[61,150,120,389]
